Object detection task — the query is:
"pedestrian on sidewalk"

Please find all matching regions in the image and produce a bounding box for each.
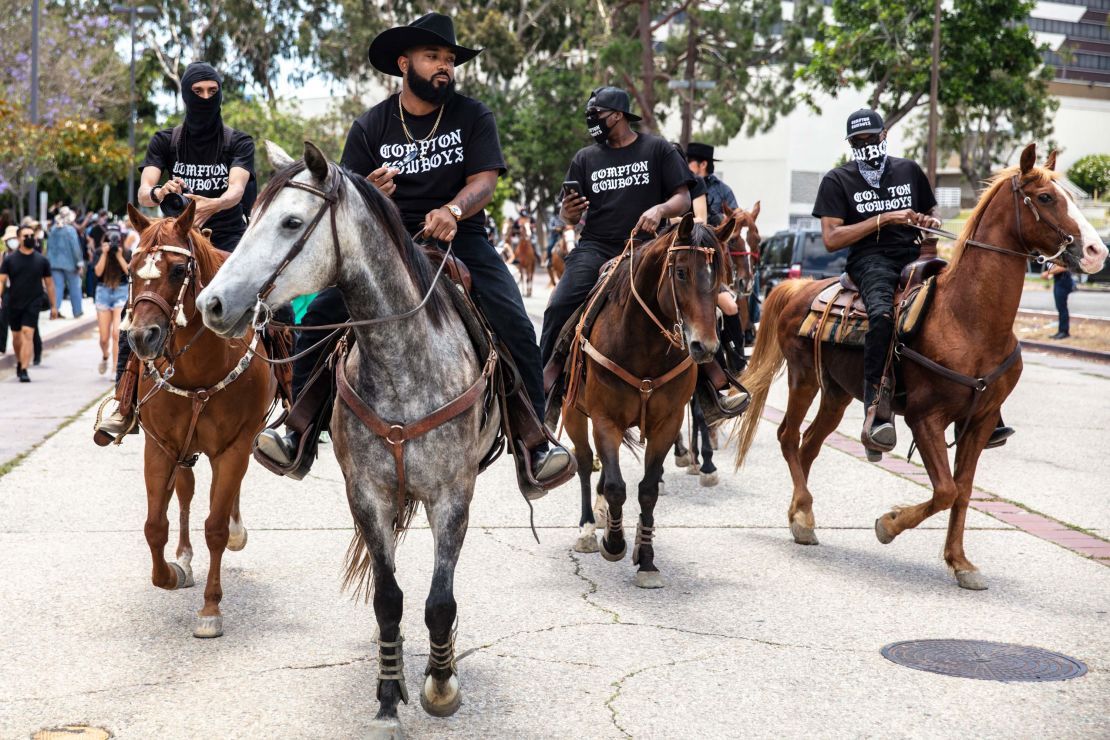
[93,222,131,376]
[1045,263,1074,340]
[47,207,85,320]
[0,224,57,381]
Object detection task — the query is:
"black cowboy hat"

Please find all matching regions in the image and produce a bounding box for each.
[686,142,718,162]
[368,13,482,78]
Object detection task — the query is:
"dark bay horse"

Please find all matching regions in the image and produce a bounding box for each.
[198,142,500,734]
[123,201,279,638]
[734,144,1107,590]
[565,214,733,588]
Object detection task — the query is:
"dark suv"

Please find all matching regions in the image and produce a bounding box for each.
[759,228,848,297]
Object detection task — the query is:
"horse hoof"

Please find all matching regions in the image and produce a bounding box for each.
[874,515,896,545]
[686,465,700,476]
[865,448,883,463]
[634,570,664,589]
[367,718,405,740]
[956,570,988,591]
[699,471,718,487]
[574,523,599,554]
[592,456,602,472]
[193,613,223,638]
[227,521,248,552]
[601,537,626,562]
[420,674,462,717]
[168,561,194,589]
[674,452,692,468]
[790,520,819,546]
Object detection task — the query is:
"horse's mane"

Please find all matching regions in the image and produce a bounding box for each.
[140,219,228,284]
[254,160,447,325]
[611,223,725,307]
[949,163,1059,271]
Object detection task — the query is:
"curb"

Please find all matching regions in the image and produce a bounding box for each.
[1019,339,1110,364]
[0,315,99,372]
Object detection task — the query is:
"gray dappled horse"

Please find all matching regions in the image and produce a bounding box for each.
[198,141,499,734]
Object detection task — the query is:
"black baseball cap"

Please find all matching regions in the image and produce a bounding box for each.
[845,108,884,139]
[587,86,642,122]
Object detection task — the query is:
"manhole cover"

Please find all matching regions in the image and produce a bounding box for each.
[881,639,1087,682]
[32,726,111,740]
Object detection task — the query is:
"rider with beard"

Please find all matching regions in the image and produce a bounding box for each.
[812,108,1013,453]
[94,62,255,439]
[254,12,572,488]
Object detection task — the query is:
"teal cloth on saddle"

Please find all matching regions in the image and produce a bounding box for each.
[291,293,319,324]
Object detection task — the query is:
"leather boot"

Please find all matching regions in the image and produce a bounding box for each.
[861,382,896,456]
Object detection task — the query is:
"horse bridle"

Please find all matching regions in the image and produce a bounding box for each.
[915,174,1076,265]
[628,229,720,351]
[128,241,200,364]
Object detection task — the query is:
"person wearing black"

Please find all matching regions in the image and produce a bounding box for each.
[0,224,57,382]
[96,62,256,438]
[812,108,1013,452]
[685,142,737,227]
[255,12,571,486]
[539,87,694,369]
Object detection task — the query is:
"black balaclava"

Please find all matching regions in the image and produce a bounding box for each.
[180,62,224,140]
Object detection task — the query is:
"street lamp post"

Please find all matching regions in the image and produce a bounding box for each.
[29,0,40,220]
[111,3,158,206]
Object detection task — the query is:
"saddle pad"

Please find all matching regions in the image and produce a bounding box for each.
[798,276,938,347]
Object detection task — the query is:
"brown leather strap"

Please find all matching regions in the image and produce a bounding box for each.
[257,175,340,301]
[581,337,693,442]
[336,347,496,525]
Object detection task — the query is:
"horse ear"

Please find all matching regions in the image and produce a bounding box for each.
[303,141,329,182]
[750,200,761,220]
[1019,142,1036,174]
[715,216,736,243]
[127,203,151,234]
[722,202,734,219]
[1045,150,1058,171]
[265,140,295,169]
[174,197,196,236]
[677,211,694,241]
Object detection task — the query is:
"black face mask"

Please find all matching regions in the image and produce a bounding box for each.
[407,64,454,106]
[22,235,36,249]
[180,63,224,139]
[586,108,613,146]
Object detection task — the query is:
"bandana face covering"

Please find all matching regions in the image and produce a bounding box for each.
[180,62,224,139]
[586,106,612,146]
[851,138,888,188]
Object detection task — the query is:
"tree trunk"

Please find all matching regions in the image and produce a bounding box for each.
[639,0,655,133]
[680,12,697,148]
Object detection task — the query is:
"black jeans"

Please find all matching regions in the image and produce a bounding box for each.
[1054,272,1074,335]
[539,239,622,367]
[849,253,914,388]
[292,230,547,422]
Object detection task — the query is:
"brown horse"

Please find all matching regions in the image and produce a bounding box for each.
[548,228,571,286]
[124,201,280,637]
[565,214,734,588]
[734,144,1107,590]
[722,201,762,337]
[515,233,536,296]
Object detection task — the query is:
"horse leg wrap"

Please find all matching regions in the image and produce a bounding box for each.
[426,621,458,675]
[378,636,409,704]
[632,520,654,566]
[601,514,626,562]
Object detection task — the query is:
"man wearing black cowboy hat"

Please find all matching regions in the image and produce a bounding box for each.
[255,12,572,487]
[686,142,737,227]
[538,86,694,369]
[812,108,1014,453]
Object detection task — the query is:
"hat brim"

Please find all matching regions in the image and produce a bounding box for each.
[368,27,481,77]
[845,127,883,140]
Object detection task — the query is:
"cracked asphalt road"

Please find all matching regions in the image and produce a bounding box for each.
[1,282,1107,738]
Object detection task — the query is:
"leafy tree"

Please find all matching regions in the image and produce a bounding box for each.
[52,118,131,210]
[0,100,56,219]
[220,95,346,179]
[1068,154,1110,199]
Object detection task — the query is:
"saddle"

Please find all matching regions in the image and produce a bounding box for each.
[798,257,947,346]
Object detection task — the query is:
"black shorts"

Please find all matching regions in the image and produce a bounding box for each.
[6,304,39,331]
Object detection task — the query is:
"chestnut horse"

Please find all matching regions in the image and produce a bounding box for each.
[723,201,762,339]
[548,228,572,286]
[734,144,1107,590]
[515,231,536,296]
[565,214,734,588]
[124,201,280,637]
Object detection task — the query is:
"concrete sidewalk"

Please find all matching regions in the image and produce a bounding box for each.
[0,281,1105,738]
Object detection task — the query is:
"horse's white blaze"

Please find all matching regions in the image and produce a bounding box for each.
[1055,182,1108,273]
[136,251,162,280]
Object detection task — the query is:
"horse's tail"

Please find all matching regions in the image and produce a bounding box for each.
[341,501,420,603]
[733,280,807,469]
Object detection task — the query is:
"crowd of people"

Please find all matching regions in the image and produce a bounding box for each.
[0,205,139,382]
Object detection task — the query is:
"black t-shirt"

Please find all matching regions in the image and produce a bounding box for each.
[1,250,52,309]
[690,175,708,201]
[341,93,506,236]
[812,156,938,268]
[141,126,256,245]
[565,133,694,246]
